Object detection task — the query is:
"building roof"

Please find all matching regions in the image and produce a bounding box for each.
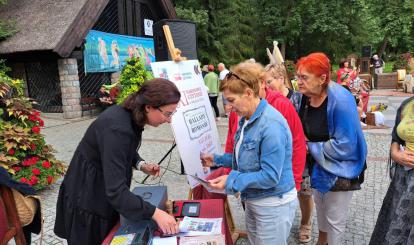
[0,0,176,57]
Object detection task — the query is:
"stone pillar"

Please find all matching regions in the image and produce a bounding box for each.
[58,58,82,119]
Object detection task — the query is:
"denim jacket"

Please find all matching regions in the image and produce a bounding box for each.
[214,99,295,200]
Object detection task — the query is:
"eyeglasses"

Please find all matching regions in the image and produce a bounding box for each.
[225,71,250,86]
[296,74,310,81]
[157,107,176,118]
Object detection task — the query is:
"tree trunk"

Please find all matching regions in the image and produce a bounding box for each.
[377,36,388,58]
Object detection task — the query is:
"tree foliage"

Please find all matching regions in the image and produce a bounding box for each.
[174,0,414,64]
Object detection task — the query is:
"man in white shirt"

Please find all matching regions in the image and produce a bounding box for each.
[218,63,230,117]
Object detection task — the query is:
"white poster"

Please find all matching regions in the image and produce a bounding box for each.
[144,19,153,36]
[151,60,222,188]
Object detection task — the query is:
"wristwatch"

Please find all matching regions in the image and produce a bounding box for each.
[137,160,146,171]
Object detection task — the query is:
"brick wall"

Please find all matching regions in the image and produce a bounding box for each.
[58,58,82,118]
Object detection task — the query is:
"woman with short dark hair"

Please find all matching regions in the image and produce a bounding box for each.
[54,78,181,244]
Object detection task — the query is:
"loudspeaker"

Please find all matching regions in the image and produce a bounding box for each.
[153,19,198,61]
[362,45,372,58]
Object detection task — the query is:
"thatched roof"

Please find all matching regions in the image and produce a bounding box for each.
[0,0,176,57]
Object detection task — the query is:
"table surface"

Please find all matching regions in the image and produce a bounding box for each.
[102,198,232,245]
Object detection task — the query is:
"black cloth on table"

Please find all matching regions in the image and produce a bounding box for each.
[54,105,156,245]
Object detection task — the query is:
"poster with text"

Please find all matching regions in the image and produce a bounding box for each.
[151,60,222,188]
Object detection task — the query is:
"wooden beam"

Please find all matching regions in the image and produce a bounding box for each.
[162,25,186,62]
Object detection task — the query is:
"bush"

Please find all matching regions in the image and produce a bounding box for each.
[0,62,65,190]
[116,57,153,104]
[393,53,413,72]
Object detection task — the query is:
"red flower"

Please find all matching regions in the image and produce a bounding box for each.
[30,175,38,184]
[42,161,51,169]
[39,119,44,127]
[32,126,40,134]
[30,143,37,151]
[12,166,21,172]
[47,176,53,184]
[34,111,40,116]
[30,156,39,165]
[32,168,41,175]
[8,148,15,155]
[28,114,37,122]
[20,177,28,183]
[22,159,30,166]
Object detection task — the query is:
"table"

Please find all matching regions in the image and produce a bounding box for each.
[102,199,232,245]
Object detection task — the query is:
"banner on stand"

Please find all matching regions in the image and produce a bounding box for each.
[151,60,222,188]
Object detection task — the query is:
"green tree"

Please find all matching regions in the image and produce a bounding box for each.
[175,0,257,66]
[366,0,414,57]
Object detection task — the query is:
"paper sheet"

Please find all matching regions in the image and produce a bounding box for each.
[189,175,225,194]
[179,217,222,236]
[152,236,177,245]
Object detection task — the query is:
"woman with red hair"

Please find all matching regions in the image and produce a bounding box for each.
[295,53,367,245]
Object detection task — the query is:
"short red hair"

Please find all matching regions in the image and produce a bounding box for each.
[208,64,215,71]
[296,52,331,83]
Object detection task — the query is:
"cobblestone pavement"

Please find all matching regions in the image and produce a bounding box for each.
[23,94,410,245]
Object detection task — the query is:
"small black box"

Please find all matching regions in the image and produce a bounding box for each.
[111,220,156,245]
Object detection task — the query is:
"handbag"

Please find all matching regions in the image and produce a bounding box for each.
[11,189,39,226]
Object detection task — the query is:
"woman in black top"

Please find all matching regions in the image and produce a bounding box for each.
[54,78,181,244]
[296,53,367,245]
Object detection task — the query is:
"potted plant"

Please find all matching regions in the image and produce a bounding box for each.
[0,64,65,190]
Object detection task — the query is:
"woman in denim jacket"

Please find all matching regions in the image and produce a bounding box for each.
[200,61,298,245]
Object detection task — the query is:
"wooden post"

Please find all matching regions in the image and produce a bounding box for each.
[162,25,187,62]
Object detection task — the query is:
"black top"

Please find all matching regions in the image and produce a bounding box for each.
[299,95,329,142]
[54,105,154,244]
[286,88,294,99]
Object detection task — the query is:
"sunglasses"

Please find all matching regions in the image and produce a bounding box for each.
[225,71,250,86]
[157,107,176,118]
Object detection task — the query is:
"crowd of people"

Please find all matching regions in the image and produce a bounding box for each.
[49,52,413,245]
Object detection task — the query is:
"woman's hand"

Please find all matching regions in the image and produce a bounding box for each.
[140,163,160,177]
[152,208,179,235]
[208,175,228,191]
[392,148,414,168]
[200,153,215,167]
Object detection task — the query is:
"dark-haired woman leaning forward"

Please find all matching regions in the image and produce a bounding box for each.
[54,78,181,244]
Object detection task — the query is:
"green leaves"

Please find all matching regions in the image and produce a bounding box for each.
[175,0,414,64]
[116,57,152,104]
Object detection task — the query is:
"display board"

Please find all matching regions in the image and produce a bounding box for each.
[151,60,222,188]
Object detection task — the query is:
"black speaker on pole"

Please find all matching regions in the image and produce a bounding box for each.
[153,19,198,61]
[362,45,372,58]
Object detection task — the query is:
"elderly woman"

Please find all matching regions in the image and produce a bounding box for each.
[370,96,414,245]
[264,63,312,243]
[264,64,302,108]
[296,53,367,245]
[200,62,297,244]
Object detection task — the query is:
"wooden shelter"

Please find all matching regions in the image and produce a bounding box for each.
[0,0,176,118]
